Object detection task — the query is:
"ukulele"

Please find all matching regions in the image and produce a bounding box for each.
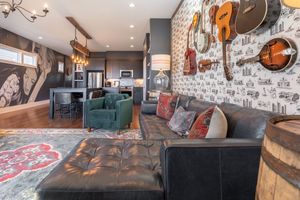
[216,1,239,81]
[282,0,300,8]
[195,0,211,53]
[209,5,219,43]
[198,59,219,73]
[184,24,197,76]
[236,38,298,71]
[235,0,281,34]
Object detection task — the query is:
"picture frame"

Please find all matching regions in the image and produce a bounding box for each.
[76,64,83,72]
[58,61,64,73]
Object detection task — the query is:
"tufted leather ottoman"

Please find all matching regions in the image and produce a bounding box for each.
[36,138,164,200]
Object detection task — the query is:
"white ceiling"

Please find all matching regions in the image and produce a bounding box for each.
[0,0,181,55]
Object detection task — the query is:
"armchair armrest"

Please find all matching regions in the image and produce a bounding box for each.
[116,97,133,128]
[141,100,158,114]
[85,97,105,111]
[160,138,262,200]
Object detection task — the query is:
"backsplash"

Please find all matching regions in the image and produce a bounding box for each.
[171,0,300,115]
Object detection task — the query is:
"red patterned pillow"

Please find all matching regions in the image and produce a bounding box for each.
[188,106,227,139]
[156,94,178,120]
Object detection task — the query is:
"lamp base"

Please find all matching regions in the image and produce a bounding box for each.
[153,70,169,91]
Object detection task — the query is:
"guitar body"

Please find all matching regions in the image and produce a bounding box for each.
[216,2,239,42]
[282,0,300,8]
[196,32,211,53]
[259,38,297,71]
[235,0,281,34]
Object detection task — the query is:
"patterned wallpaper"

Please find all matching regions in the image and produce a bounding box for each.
[171,0,300,115]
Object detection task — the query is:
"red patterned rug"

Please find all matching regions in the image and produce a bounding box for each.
[0,143,60,183]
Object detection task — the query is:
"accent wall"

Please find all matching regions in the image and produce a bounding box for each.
[171,0,300,115]
[0,28,66,108]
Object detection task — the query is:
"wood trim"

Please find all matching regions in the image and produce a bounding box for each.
[66,17,92,39]
[261,147,300,188]
[266,116,300,153]
[172,0,184,19]
[0,100,49,114]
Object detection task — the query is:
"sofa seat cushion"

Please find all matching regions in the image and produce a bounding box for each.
[36,138,164,200]
[89,109,116,121]
[140,114,181,140]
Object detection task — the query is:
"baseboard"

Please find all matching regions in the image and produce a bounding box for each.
[0,100,49,114]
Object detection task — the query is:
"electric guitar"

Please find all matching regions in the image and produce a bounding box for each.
[282,0,300,8]
[235,0,281,34]
[236,38,297,71]
[216,1,239,81]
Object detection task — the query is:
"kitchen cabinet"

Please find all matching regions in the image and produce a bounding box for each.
[133,87,143,104]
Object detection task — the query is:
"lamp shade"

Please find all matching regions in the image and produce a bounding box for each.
[151,54,171,71]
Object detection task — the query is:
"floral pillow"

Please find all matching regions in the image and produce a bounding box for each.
[188,106,228,139]
[167,106,196,136]
[156,93,178,120]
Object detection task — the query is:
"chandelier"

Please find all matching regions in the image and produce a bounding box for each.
[70,28,89,66]
[0,0,49,22]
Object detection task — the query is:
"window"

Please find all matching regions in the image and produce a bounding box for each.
[0,43,37,68]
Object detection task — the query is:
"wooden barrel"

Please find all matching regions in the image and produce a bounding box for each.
[256,115,300,200]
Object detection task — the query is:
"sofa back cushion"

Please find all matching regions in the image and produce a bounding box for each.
[187,99,218,114]
[219,103,278,139]
[105,93,125,109]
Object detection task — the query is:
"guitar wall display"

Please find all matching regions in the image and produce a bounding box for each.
[235,0,282,34]
[173,0,300,115]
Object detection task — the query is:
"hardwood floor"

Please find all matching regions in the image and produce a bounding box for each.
[0,104,140,129]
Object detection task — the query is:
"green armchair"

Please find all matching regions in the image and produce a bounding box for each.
[85,93,133,129]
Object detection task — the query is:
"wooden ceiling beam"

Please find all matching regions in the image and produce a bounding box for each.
[66,16,92,39]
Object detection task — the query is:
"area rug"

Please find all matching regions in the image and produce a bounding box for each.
[0,128,142,200]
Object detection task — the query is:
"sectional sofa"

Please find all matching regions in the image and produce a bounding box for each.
[36,95,278,200]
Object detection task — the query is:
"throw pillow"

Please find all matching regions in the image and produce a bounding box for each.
[156,93,178,120]
[188,106,228,139]
[167,106,196,136]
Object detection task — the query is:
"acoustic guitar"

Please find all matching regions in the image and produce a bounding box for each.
[198,59,219,73]
[216,1,239,81]
[235,0,281,34]
[236,38,298,71]
[282,0,300,8]
[209,5,219,43]
[194,0,211,53]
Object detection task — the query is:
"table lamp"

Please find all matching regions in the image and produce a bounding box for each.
[151,54,171,91]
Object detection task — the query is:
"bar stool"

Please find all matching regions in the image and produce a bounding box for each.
[54,93,78,119]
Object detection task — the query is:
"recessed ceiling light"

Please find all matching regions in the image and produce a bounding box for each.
[130,36,134,40]
[38,36,43,40]
[130,45,134,48]
[106,45,110,48]
[129,3,135,8]
[129,25,135,28]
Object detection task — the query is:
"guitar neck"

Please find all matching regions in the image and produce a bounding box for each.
[238,56,260,66]
[222,29,233,81]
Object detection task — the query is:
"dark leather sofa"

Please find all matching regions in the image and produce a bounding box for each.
[36,95,278,200]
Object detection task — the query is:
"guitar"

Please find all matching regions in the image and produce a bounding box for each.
[184,24,197,76]
[194,0,211,53]
[235,0,281,34]
[282,0,300,8]
[209,5,219,43]
[236,38,297,71]
[198,59,219,73]
[216,1,239,81]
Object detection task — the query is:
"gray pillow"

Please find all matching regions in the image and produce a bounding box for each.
[167,106,196,136]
